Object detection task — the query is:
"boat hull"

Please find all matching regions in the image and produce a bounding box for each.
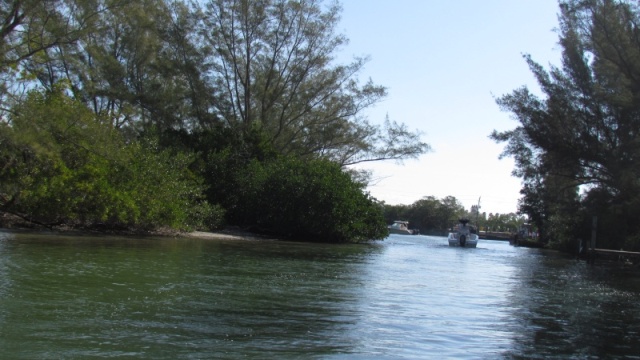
[448,233,479,248]
[387,220,417,235]
[389,228,414,235]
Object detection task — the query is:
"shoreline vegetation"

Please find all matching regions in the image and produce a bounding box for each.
[0,211,276,242]
[4,1,640,250]
[0,0,428,245]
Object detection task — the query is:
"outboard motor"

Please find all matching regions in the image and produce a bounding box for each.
[458,218,470,247]
[459,234,467,247]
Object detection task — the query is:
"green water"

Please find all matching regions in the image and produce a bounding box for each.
[0,230,639,359]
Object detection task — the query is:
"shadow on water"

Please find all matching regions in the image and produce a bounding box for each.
[2,231,640,359]
[501,249,640,359]
[0,231,384,359]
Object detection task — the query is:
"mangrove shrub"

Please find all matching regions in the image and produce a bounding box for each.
[0,87,223,230]
[231,156,388,242]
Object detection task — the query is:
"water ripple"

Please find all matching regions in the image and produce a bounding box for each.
[0,233,638,358]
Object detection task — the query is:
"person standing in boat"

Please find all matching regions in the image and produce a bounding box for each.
[458,219,471,236]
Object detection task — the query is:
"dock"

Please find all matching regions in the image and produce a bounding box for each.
[583,216,640,264]
[587,248,640,265]
[478,231,512,241]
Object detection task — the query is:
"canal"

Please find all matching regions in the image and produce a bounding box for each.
[0,231,638,359]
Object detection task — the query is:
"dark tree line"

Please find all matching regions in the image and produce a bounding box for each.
[492,0,640,251]
[383,196,527,236]
[384,196,465,235]
[0,0,429,242]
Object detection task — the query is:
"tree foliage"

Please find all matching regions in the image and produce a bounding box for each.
[0,86,223,230]
[0,0,83,75]
[4,0,428,165]
[201,0,429,165]
[0,0,429,241]
[15,0,214,130]
[231,156,388,242]
[492,0,640,250]
[482,212,527,233]
[383,196,466,235]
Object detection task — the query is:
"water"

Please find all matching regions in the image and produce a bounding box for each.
[0,231,639,359]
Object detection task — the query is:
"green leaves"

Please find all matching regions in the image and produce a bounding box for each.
[383,196,466,235]
[0,0,426,238]
[493,0,640,249]
[231,156,388,242]
[202,0,428,166]
[0,87,222,231]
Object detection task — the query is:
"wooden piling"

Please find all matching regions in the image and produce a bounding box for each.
[588,216,597,264]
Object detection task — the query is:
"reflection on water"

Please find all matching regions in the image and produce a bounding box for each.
[0,231,639,359]
[503,251,640,359]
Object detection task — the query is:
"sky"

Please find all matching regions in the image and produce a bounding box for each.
[336,0,563,215]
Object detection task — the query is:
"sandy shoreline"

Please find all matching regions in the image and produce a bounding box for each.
[0,228,279,242]
[0,224,277,242]
[0,210,276,240]
[181,229,278,241]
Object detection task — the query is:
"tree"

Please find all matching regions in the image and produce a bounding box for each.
[0,0,86,72]
[492,0,640,249]
[201,0,429,166]
[0,0,428,239]
[0,85,222,230]
[0,0,92,112]
[232,156,388,242]
[1,0,216,133]
[484,212,527,233]
[382,195,465,235]
[382,203,409,225]
[36,0,215,130]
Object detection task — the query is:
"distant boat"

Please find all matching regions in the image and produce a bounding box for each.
[448,218,479,248]
[388,220,418,235]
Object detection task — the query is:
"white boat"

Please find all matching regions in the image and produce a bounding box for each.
[388,220,417,235]
[448,219,479,248]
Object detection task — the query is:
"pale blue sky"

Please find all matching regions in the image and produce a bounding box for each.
[338,0,562,214]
